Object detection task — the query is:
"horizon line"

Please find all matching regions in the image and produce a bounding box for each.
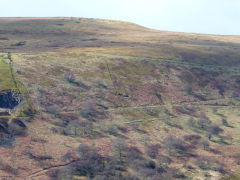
[0,17,239,37]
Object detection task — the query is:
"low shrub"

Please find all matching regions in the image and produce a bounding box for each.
[146,144,161,159]
[163,135,187,156]
[207,125,223,140]
[62,120,101,138]
[80,101,107,121]
[66,144,135,179]
[195,156,225,173]
[59,142,188,179]
[64,71,75,83]
[197,112,212,130]
[198,139,210,151]
[46,105,60,117]
[107,125,119,136]
[8,119,27,136]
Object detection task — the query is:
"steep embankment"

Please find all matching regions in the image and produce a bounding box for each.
[0,18,240,179]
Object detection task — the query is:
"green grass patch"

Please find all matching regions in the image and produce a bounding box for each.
[0,58,17,91]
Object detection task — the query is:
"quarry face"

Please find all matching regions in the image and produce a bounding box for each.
[0,90,21,110]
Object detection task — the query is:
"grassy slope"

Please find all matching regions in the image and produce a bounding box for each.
[0,18,240,179]
[0,55,16,90]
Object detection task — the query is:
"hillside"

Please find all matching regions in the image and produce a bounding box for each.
[0,17,240,180]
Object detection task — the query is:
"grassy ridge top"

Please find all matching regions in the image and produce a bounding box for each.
[0,18,240,66]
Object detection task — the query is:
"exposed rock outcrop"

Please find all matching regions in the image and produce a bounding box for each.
[0,90,21,110]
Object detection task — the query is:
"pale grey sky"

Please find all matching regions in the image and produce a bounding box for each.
[0,0,240,35]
